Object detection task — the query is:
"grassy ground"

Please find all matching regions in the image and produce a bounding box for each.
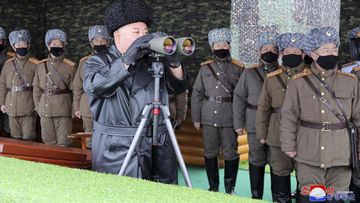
[0,157,268,203]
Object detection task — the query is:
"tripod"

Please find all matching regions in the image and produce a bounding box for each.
[118,59,192,188]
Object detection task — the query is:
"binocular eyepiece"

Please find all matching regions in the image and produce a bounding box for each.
[148,36,196,56]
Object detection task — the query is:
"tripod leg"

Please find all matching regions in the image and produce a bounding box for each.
[161,105,193,188]
[119,104,152,176]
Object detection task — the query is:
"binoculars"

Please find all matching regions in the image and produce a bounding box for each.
[148,36,196,56]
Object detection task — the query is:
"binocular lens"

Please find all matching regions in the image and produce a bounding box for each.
[163,38,176,54]
[182,39,194,54]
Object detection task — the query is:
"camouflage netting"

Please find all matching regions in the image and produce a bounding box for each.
[0,0,358,80]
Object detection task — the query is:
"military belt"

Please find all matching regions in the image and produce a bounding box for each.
[7,86,33,92]
[204,96,232,103]
[246,102,257,110]
[43,89,71,96]
[300,120,347,131]
[270,107,281,113]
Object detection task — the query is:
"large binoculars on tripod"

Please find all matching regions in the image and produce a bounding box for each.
[148,36,196,56]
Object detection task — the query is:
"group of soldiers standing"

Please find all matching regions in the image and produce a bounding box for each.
[0,25,111,147]
[192,26,360,203]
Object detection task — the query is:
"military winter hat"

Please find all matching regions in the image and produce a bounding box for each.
[348,27,360,40]
[277,32,305,51]
[0,27,5,39]
[45,29,66,49]
[257,31,278,49]
[208,28,231,46]
[9,29,31,47]
[306,26,339,52]
[88,25,110,43]
[104,0,153,37]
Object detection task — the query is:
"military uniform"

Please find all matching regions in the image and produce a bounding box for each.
[168,90,188,129]
[73,55,93,132]
[0,27,10,137]
[0,56,38,140]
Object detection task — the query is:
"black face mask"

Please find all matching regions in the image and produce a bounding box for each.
[94,45,107,53]
[16,48,28,57]
[316,55,338,70]
[50,47,64,57]
[0,44,4,52]
[282,54,303,68]
[213,49,229,59]
[261,52,278,63]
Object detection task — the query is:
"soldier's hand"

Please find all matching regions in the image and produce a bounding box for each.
[1,105,6,113]
[75,111,81,119]
[194,122,201,130]
[285,151,296,158]
[235,128,245,135]
[259,139,266,144]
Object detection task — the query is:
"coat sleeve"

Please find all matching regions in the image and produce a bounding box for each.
[32,66,42,111]
[191,68,205,123]
[233,71,248,130]
[165,67,188,95]
[83,55,132,98]
[255,78,271,140]
[280,79,299,153]
[72,63,83,112]
[175,90,188,120]
[0,64,8,105]
[349,80,360,151]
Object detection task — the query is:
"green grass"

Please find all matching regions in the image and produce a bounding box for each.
[0,157,267,203]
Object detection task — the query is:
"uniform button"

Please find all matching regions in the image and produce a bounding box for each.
[313,95,316,99]
[287,77,291,80]
[321,110,325,114]
[51,62,53,65]
[216,86,218,89]
[320,164,325,168]
[9,104,12,106]
[214,123,217,127]
[214,111,218,114]
[216,73,220,76]
[321,146,325,150]
[12,81,14,83]
[321,78,325,81]
[45,104,48,107]
[45,114,48,117]
[321,71,325,75]
[321,92,324,96]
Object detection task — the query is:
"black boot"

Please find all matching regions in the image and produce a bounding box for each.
[273,174,291,203]
[204,157,219,192]
[224,157,239,195]
[270,167,277,202]
[350,181,360,203]
[249,163,265,199]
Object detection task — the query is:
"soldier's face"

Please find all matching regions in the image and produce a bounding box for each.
[281,47,304,58]
[311,43,338,60]
[14,41,28,49]
[113,22,148,54]
[260,44,278,55]
[91,37,108,47]
[48,39,64,50]
[212,41,230,51]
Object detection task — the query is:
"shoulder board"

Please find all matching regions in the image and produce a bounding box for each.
[352,66,360,72]
[79,55,91,63]
[246,64,259,69]
[63,58,76,67]
[337,70,357,79]
[200,60,214,66]
[38,59,47,64]
[292,68,312,80]
[231,59,244,69]
[266,68,283,78]
[4,57,15,64]
[6,51,15,58]
[28,57,40,64]
[342,61,357,68]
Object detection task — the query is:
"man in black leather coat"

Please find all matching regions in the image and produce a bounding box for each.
[83,0,188,184]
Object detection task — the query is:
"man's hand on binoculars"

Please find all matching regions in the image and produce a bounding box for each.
[122,34,154,66]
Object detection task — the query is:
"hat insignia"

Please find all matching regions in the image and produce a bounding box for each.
[291,37,296,42]
[326,31,331,36]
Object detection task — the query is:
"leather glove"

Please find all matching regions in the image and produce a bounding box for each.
[122,34,154,65]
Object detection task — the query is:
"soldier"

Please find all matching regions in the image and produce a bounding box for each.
[168,90,188,129]
[33,29,76,146]
[73,25,109,147]
[0,30,38,141]
[191,28,243,194]
[280,26,360,202]
[233,31,279,200]
[342,26,360,203]
[0,27,10,137]
[256,32,306,202]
